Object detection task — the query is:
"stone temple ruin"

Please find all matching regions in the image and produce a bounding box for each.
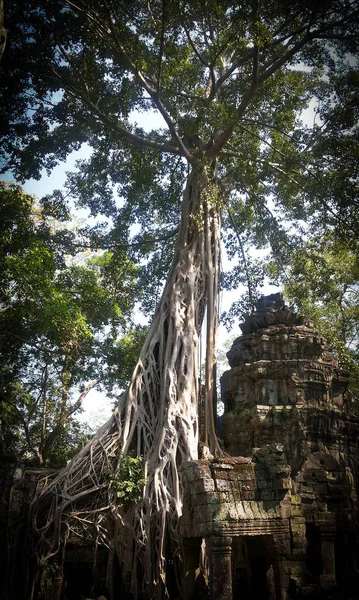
[180,293,359,599]
[1,294,359,599]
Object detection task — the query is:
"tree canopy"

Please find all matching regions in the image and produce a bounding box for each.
[274,235,359,401]
[2,0,358,316]
[1,1,359,597]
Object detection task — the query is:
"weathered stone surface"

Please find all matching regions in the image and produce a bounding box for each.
[222,295,347,425]
[180,294,359,599]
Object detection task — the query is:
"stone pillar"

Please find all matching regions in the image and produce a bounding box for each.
[47,562,63,600]
[274,533,291,600]
[314,514,336,589]
[209,536,232,600]
[319,526,336,588]
[182,537,202,600]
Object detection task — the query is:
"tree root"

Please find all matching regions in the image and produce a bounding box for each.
[28,164,223,598]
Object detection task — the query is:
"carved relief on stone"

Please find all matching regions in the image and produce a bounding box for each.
[221,294,348,413]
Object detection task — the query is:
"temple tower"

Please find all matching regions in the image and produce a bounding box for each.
[180,294,359,599]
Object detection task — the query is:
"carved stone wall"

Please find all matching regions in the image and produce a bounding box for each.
[180,294,359,599]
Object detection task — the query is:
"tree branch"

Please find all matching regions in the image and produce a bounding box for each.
[179,3,208,68]
[157,0,166,93]
[65,379,100,420]
[10,401,43,464]
[207,48,256,101]
[41,379,100,462]
[60,228,179,252]
[101,0,193,161]
[62,83,183,155]
[206,2,359,160]
[225,203,255,308]
[65,0,192,160]
[207,28,316,158]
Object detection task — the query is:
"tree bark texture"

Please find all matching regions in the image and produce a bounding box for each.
[29,164,222,598]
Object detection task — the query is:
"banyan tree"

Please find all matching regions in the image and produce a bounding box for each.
[1,0,359,597]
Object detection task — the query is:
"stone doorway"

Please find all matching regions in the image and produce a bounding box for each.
[64,563,93,600]
[232,535,280,600]
[62,545,108,599]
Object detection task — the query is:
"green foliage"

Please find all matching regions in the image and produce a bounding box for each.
[1,6,359,596]
[0,181,139,465]
[1,2,359,421]
[39,562,58,599]
[106,325,148,393]
[279,236,359,400]
[110,455,147,504]
[1,1,358,321]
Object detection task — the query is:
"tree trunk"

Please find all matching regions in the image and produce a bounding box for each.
[29,164,222,598]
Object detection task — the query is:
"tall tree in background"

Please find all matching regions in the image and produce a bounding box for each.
[273,236,359,401]
[1,1,359,597]
[0,181,138,466]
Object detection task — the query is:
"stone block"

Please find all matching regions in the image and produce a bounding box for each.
[213,471,232,482]
[275,478,291,490]
[225,502,247,520]
[313,483,327,495]
[308,469,328,483]
[252,501,273,519]
[215,478,232,492]
[192,477,215,493]
[211,491,231,504]
[291,516,306,525]
[192,492,210,506]
[291,528,307,540]
[233,468,255,481]
[238,480,257,491]
[280,503,292,519]
[299,489,316,501]
[274,536,291,555]
[195,464,212,479]
[290,506,304,517]
[211,461,234,471]
[286,561,306,575]
[193,504,211,524]
[180,464,200,483]
[241,490,257,500]
[255,478,273,490]
[260,490,277,500]
[211,504,235,522]
[291,538,307,551]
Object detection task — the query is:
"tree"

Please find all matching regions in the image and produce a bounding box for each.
[1,1,359,597]
[274,235,359,401]
[0,181,138,466]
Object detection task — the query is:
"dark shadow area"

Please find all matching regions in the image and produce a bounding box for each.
[63,545,108,599]
[232,535,280,600]
[305,523,322,578]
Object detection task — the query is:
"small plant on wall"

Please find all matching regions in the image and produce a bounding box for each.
[109,456,147,504]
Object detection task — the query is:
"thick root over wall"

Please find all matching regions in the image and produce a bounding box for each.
[29,165,222,599]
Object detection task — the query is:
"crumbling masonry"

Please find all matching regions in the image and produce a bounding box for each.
[180,294,359,599]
